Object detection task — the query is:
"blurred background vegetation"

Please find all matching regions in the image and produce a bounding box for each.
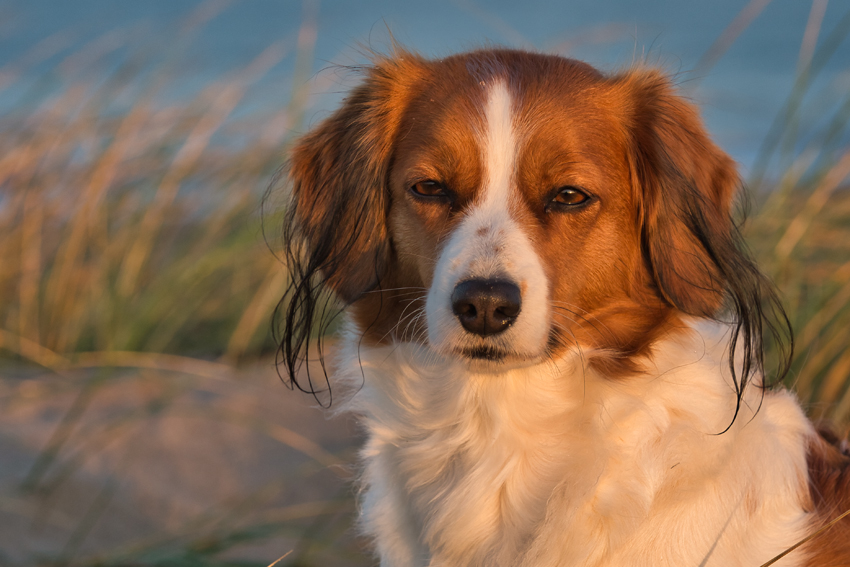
[0,0,848,565]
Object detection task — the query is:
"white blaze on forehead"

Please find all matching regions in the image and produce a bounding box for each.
[482,81,515,209]
[424,79,551,360]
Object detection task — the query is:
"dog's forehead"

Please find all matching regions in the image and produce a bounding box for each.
[396,52,602,121]
[397,51,612,153]
[439,50,603,87]
[393,52,620,197]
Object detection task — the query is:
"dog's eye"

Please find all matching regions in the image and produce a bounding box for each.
[548,186,591,209]
[410,180,448,199]
[553,187,589,205]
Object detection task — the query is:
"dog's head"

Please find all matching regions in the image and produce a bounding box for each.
[281,48,789,408]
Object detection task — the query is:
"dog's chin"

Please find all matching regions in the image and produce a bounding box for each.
[461,345,508,361]
[427,327,548,372]
[449,344,544,373]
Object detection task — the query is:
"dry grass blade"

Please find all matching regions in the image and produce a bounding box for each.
[0,329,70,370]
[267,550,293,567]
[225,260,289,361]
[750,5,850,189]
[160,405,343,467]
[775,150,850,261]
[0,30,78,90]
[834,374,850,424]
[70,350,233,380]
[0,3,847,566]
[818,349,850,414]
[795,260,850,353]
[116,41,287,298]
[692,0,773,80]
[797,0,829,72]
[758,508,850,567]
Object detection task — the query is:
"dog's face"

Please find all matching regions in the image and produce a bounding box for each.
[287,49,741,374]
[390,68,651,366]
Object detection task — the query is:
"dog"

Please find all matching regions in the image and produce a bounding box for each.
[280,48,850,566]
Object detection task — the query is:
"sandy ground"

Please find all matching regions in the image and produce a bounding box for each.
[0,355,370,566]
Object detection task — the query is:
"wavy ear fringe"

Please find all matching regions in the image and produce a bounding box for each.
[618,69,793,428]
[275,51,427,404]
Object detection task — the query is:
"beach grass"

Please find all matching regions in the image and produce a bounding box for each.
[0,3,848,566]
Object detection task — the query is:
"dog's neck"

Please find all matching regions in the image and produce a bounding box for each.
[334,319,813,567]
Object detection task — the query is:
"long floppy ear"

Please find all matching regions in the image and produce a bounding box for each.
[622,69,739,317]
[619,69,792,425]
[279,52,426,398]
[288,53,425,302]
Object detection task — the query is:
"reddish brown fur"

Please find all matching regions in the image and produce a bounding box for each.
[289,54,426,303]
[287,47,849,561]
[803,425,850,566]
[291,50,737,375]
[621,70,739,318]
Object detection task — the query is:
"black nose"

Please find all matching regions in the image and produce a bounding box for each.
[451,279,522,337]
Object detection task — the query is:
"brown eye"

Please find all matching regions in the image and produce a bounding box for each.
[553,186,589,205]
[550,186,591,208]
[410,180,448,199]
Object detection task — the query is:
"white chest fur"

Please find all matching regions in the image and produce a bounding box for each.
[334,321,814,567]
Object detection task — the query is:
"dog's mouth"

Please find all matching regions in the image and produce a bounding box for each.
[452,345,547,370]
[458,345,509,361]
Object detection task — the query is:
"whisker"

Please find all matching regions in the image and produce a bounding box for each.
[551,303,615,343]
[550,301,611,331]
[380,298,426,344]
[362,286,428,295]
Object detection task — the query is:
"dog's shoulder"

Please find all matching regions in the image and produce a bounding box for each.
[804,424,850,564]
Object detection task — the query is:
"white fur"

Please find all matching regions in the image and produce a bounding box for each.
[425,82,549,359]
[332,81,817,567]
[335,320,815,567]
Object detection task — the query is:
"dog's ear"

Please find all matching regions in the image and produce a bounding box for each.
[616,69,792,426]
[287,53,426,302]
[618,70,739,317]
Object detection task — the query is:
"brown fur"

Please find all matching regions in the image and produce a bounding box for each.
[289,53,428,304]
[289,49,762,377]
[618,70,739,318]
[283,46,844,561]
[804,425,850,566]
[291,52,735,374]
